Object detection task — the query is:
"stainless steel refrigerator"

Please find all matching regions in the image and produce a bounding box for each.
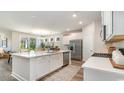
[70,39,82,61]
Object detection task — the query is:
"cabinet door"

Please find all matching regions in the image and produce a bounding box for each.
[50,54,63,71]
[113,11,124,35]
[102,11,113,40]
[30,58,38,80]
[36,56,50,79]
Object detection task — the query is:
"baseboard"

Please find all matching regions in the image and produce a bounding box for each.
[11,72,27,81]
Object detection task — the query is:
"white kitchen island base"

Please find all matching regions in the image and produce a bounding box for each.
[11,50,71,81]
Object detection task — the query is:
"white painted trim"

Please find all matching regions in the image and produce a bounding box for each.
[11,72,27,81]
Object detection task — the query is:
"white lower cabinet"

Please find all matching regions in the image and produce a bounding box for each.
[30,56,50,80]
[30,58,37,80]
[30,53,63,80]
[36,56,50,79]
[50,53,63,72]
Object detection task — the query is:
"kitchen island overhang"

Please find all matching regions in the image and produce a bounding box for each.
[11,50,71,81]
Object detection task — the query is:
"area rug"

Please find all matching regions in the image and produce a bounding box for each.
[44,65,81,81]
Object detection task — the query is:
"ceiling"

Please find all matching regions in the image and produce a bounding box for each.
[0,11,101,35]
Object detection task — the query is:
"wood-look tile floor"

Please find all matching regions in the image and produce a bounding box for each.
[40,60,84,81]
[71,60,83,81]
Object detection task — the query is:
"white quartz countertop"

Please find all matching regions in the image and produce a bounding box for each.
[82,57,124,75]
[12,50,70,58]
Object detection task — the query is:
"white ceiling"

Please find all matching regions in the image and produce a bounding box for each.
[0,11,101,35]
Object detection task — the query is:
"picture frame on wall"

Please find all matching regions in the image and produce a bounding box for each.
[50,38,54,42]
[56,37,60,41]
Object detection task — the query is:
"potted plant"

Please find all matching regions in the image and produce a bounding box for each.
[28,38,36,54]
[19,40,25,53]
[41,42,45,51]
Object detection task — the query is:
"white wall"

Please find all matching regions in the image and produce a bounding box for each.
[42,32,83,50]
[94,21,108,53]
[44,34,63,49]
[83,21,108,61]
[12,31,43,52]
[0,30,12,51]
[62,31,83,50]
[83,22,95,61]
[62,32,83,45]
[12,31,20,51]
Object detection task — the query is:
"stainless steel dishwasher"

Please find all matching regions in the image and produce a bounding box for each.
[63,52,69,66]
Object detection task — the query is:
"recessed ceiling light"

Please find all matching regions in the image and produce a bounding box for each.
[72,14,77,18]
[32,16,36,18]
[31,29,51,35]
[66,28,70,31]
[79,21,83,24]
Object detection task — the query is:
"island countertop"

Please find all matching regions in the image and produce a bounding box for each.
[11,50,71,58]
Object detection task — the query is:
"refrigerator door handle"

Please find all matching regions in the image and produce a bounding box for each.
[72,43,76,53]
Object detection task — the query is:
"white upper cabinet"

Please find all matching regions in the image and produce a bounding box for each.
[113,12,124,35]
[101,11,124,41]
[101,11,113,41]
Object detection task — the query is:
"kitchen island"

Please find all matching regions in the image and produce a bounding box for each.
[11,50,71,81]
[82,57,124,81]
